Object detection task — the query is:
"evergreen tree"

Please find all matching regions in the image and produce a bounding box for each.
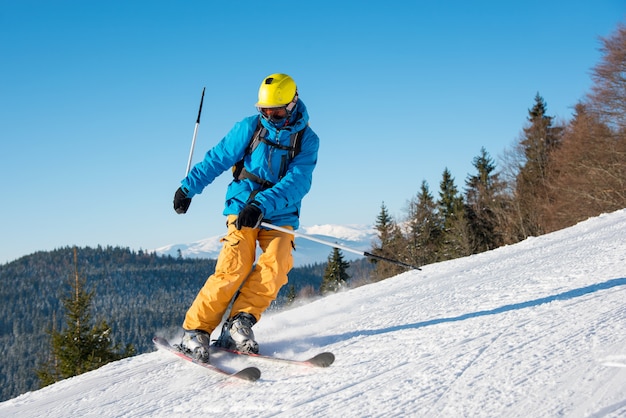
[514,93,563,237]
[438,168,471,259]
[36,249,134,387]
[285,284,297,305]
[373,202,394,247]
[370,202,407,281]
[320,248,350,294]
[464,147,506,253]
[406,180,441,266]
[438,168,463,223]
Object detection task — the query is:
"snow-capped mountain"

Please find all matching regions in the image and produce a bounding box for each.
[3,210,625,417]
[154,224,377,266]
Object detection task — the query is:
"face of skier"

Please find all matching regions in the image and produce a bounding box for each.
[258,106,288,122]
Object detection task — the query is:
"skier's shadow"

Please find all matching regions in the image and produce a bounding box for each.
[308,276,626,347]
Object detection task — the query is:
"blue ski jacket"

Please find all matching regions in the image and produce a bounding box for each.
[181,99,319,230]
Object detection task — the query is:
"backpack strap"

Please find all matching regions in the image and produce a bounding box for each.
[289,128,304,160]
[232,119,264,181]
[233,119,305,189]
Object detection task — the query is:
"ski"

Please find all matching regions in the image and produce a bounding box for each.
[212,346,335,368]
[153,336,261,382]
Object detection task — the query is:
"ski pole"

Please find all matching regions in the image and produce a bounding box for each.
[260,222,421,270]
[185,87,206,176]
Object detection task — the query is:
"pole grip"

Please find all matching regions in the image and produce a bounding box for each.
[196,87,205,124]
[185,87,206,176]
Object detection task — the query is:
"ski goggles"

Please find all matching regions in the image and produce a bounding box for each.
[257,93,298,123]
[257,106,289,121]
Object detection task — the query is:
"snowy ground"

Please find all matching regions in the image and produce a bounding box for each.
[2,210,625,417]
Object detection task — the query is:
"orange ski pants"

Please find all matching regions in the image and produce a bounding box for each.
[182,215,294,334]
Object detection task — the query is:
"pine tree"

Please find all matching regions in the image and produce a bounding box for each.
[406,180,441,266]
[371,202,407,281]
[464,147,506,253]
[438,168,471,260]
[285,284,297,305]
[514,93,563,237]
[320,248,350,294]
[438,168,463,222]
[36,248,135,387]
[373,202,395,248]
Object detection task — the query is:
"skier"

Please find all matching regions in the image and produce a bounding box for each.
[173,73,319,362]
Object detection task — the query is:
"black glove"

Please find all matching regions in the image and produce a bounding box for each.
[235,201,263,230]
[173,187,192,214]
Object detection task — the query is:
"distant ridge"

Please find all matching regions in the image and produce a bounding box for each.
[153,224,376,266]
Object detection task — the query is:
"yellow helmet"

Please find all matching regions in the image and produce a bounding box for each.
[256,73,298,108]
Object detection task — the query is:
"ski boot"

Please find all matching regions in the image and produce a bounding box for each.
[214,312,259,354]
[179,329,211,363]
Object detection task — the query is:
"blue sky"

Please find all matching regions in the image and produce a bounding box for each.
[1,1,624,264]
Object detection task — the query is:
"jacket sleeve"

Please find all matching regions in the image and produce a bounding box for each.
[253,127,319,215]
[181,117,256,197]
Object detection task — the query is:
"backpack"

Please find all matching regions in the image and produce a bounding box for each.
[232,118,305,190]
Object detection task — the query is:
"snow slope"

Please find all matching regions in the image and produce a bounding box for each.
[2,210,625,417]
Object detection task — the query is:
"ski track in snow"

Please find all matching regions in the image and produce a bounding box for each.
[1,210,625,417]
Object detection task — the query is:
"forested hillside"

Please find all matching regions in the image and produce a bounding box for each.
[0,246,365,402]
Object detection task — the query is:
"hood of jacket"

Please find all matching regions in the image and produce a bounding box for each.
[259,99,310,140]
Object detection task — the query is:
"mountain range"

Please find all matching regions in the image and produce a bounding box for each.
[153,224,377,266]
